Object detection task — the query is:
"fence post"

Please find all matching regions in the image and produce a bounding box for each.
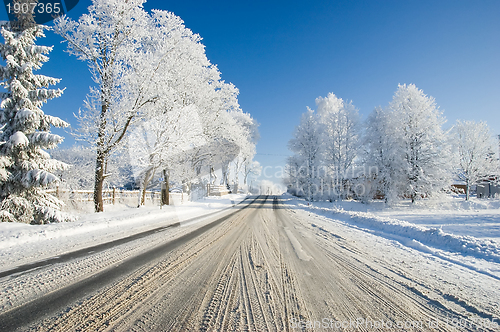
[112,187,116,205]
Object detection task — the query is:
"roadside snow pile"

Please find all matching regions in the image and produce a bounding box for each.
[0,194,248,269]
[391,195,500,211]
[293,200,500,264]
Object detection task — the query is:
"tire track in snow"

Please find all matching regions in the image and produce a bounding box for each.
[0,197,257,331]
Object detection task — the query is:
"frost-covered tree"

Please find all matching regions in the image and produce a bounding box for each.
[0,24,72,224]
[55,0,151,212]
[55,0,225,212]
[362,86,451,203]
[286,93,362,201]
[287,108,323,201]
[316,93,360,199]
[388,84,451,202]
[451,120,497,200]
[51,146,95,190]
[243,160,261,186]
[128,104,205,205]
[224,110,258,189]
[362,107,405,202]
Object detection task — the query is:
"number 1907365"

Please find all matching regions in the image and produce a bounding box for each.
[6,2,61,15]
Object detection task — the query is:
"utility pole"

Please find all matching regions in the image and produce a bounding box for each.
[497,134,500,178]
[498,135,500,167]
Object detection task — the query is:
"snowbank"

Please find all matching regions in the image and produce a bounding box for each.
[0,194,248,271]
[284,195,500,264]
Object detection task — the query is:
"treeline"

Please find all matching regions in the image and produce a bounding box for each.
[285,84,498,203]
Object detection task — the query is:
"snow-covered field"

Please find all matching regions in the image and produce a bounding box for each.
[286,195,500,279]
[0,194,248,272]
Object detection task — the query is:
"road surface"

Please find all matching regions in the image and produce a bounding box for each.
[0,196,493,331]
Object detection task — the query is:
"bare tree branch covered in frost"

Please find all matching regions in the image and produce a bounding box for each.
[51,146,132,191]
[0,23,73,223]
[243,160,261,186]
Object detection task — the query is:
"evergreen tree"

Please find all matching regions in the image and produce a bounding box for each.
[0,23,72,224]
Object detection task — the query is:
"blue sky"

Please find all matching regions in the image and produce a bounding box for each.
[1,0,499,183]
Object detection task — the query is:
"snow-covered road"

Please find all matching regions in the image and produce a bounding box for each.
[1,195,498,331]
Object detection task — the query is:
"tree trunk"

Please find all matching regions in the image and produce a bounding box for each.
[141,168,154,206]
[465,181,470,201]
[94,93,110,213]
[161,169,169,206]
[94,151,106,212]
[210,166,217,185]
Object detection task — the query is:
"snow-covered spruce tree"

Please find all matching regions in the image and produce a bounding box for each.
[451,120,497,200]
[0,24,72,224]
[388,84,451,202]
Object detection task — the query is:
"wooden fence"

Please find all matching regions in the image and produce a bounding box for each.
[46,184,236,207]
[46,187,164,205]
